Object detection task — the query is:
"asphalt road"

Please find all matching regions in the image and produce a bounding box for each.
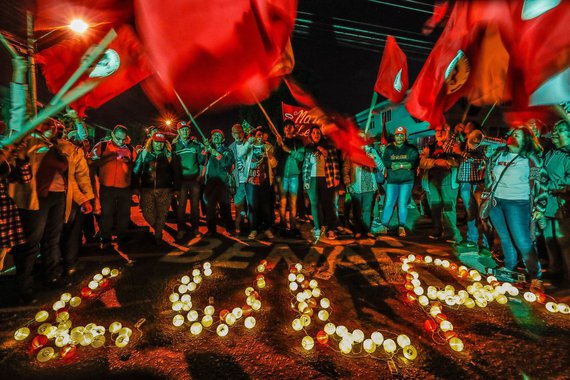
[1,208,569,380]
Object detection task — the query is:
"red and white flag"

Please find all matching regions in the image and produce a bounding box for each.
[374,35,408,104]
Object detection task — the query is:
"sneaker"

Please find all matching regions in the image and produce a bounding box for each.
[428,232,442,240]
[354,232,362,239]
[326,230,337,240]
[378,225,388,235]
[530,279,544,293]
[248,230,258,240]
[398,227,407,237]
[265,229,275,239]
[479,247,492,257]
[313,228,321,242]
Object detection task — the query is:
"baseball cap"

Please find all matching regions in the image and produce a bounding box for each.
[395,126,407,135]
[177,121,189,130]
[211,129,224,139]
[152,133,166,142]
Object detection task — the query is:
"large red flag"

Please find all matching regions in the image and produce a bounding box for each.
[135,0,297,112]
[374,36,408,104]
[36,25,153,116]
[35,0,132,31]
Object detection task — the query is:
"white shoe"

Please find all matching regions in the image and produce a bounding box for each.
[248,230,258,240]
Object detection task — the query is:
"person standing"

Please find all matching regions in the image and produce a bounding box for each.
[229,124,250,234]
[487,125,548,292]
[203,130,235,236]
[419,124,463,244]
[133,133,175,243]
[275,120,305,237]
[377,126,419,237]
[172,121,205,239]
[90,125,136,248]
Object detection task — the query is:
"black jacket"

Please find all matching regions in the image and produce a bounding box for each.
[133,149,175,189]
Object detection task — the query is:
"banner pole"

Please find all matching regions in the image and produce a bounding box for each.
[364,92,378,134]
[172,89,207,141]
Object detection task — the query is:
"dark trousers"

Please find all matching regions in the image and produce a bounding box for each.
[245,183,273,231]
[61,203,85,272]
[351,191,375,233]
[177,179,201,231]
[13,192,65,296]
[99,186,131,242]
[307,177,337,231]
[205,178,234,233]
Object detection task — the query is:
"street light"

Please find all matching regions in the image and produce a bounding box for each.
[69,19,89,34]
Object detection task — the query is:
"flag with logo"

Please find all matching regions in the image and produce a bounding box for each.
[374,35,408,104]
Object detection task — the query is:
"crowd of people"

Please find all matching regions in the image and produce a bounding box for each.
[1,57,569,305]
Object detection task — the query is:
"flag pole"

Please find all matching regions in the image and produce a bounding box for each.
[481,102,498,127]
[49,28,118,106]
[364,92,378,134]
[249,89,282,143]
[172,89,207,141]
[554,104,570,124]
[194,91,231,120]
[461,102,471,123]
[0,33,19,58]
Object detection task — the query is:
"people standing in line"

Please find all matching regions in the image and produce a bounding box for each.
[419,124,464,245]
[377,126,419,237]
[133,133,175,243]
[229,124,250,234]
[275,120,305,237]
[343,139,384,239]
[203,129,235,237]
[542,120,570,284]
[303,126,341,241]
[486,125,548,292]
[90,125,136,248]
[171,121,205,240]
[244,127,277,240]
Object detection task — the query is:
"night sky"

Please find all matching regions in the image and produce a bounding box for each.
[0,0,439,140]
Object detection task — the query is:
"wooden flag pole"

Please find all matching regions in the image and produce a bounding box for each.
[481,102,498,127]
[249,89,282,143]
[49,28,117,106]
[172,89,207,141]
[194,91,231,120]
[364,92,378,134]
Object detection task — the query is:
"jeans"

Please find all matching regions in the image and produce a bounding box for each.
[427,175,462,242]
[99,186,131,242]
[459,182,492,247]
[277,176,299,229]
[245,183,273,231]
[351,191,375,233]
[205,178,234,233]
[13,192,66,297]
[307,177,337,231]
[490,198,541,279]
[61,203,85,272]
[381,182,413,228]
[177,179,201,231]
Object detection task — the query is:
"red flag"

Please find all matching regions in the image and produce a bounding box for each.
[284,77,317,109]
[422,1,449,35]
[36,25,153,116]
[135,0,297,112]
[35,0,132,31]
[374,35,408,104]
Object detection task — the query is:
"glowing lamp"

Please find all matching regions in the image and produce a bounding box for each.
[397,334,411,348]
[109,322,122,334]
[316,330,328,345]
[300,314,311,327]
[545,302,558,313]
[180,294,191,304]
[295,263,303,272]
[37,346,55,362]
[371,331,384,345]
[429,306,442,317]
[402,345,418,360]
[296,293,306,303]
[80,331,94,346]
[424,255,433,263]
[69,18,88,34]
[92,326,105,336]
[91,334,106,348]
[449,337,464,352]
[289,282,299,291]
[225,313,237,326]
[309,279,318,289]
[523,292,537,302]
[336,325,348,338]
[475,298,488,308]
[440,320,453,332]
[418,295,429,306]
[192,269,201,277]
[303,289,312,299]
[45,326,58,339]
[172,301,184,312]
[70,296,82,307]
[252,300,262,311]
[443,331,457,341]
[232,307,243,319]
[190,322,203,335]
[31,334,48,351]
[178,284,188,294]
[93,273,103,282]
[187,310,199,322]
[110,268,119,277]
[434,258,442,266]
[60,344,77,359]
[324,323,336,335]
[216,324,229,337]
[424,319,437,332]
[219,309,230,321]
[244,316,256,329]
[204,305,215,316]
[296,274,305,283]
[535,292,546,304]
[401,263,410,272]
[187,282,197,292]
[339,339,352,354]
[256,278,266,289]
[181,275,190,284]
[14,327,31,341]
[55,333,70,347]
[441,260,450,268]
[496,295,508,305]
[557,303,570,314]
[320,298,330,309]
[464,298,475,308]
[88,280,99,290]
[257,264,266,273]
[242,305,253,316]
[203,262,212,270]
[292,318,303,331]
[37,323,52,335]
[60,292,72,303]
[303,308,314,317]
[414,287,425,296]
[35,310,49,323]
[173,314,185,327]
[318,309,329,321]
[302,336,314,350]
[352,329,365,343]
[102,267,111,276]
[194,276,203,284]
[204,268,213,277]
[201,315,213,327]
[288,274,297,282]
[363,339,376,353]
[115,334,129,348]
[383,339,397,353]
